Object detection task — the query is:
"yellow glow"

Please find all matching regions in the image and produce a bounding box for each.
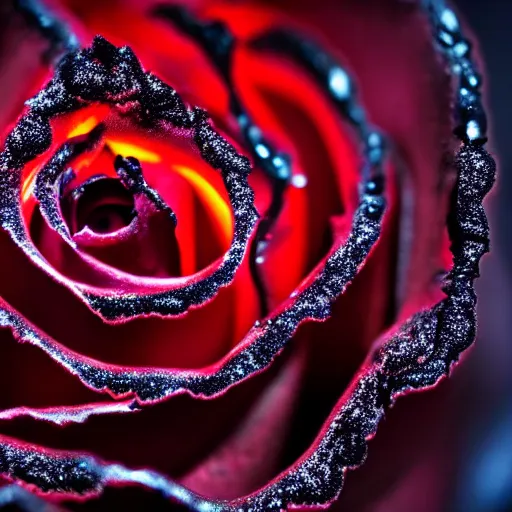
[20,127,233,249]
[68,116,99,138]
[173,164,233,248]
[107,140,162,163]
[22,115,101,202]
[22,167,40,203]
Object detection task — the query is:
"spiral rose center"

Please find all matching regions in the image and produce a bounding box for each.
[64,176,136,235]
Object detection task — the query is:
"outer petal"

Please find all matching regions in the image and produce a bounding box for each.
[0,1,489,511]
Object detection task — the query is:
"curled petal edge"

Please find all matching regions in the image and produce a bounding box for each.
[0,36,258,322]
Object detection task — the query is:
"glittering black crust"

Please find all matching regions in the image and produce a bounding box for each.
[224,140,494,512]
[34,124,105,244]
[155,6,387,318]
[155,5,292,317]
[0,4,386,414]
[0,440,100,496]
[7,137,484,511]
[0,36,259,320]
[114,155,178,225]
[215,5,496,509]
[0,2,497,511]
[0,4,387,443]
[0,191,382,402]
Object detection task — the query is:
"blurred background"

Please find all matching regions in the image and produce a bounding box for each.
[452,1,512,511]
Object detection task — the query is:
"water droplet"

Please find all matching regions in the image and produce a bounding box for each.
[255,143,270,159]
[291,174,307,188]
[328,67,350,100]
[466,120,480,141]
[441,8,459,32]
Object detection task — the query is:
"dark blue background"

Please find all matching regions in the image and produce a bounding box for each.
[453,2,512,510]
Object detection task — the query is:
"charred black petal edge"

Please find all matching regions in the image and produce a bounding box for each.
[0,130,491,512]
[114,155,178,226]
[0,18,386,409]
[0,190,383,402]
[154,5,292,317]
[0,1,497,511]
[34,126,178,245]
[0,36,259,320]
[155,6,387,317]
[34,123,105,244]
[0,135,494,511]
[0,17,385,404]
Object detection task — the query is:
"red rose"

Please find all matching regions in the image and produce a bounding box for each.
[0,0,495,511]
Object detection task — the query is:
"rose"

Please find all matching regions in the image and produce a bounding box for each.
[0,0,496,508]
[0,0,494,511]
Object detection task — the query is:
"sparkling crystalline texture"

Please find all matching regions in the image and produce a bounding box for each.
[0,191,383,402]
[0,36,259,320]
[0,0,497,510]
[0,131,488,509]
